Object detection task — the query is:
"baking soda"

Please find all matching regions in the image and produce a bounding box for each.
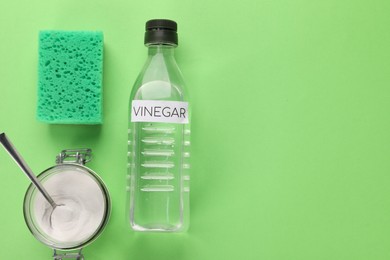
[34,168,105,243]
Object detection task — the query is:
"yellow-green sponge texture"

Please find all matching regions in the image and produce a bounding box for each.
[37,31,103,124]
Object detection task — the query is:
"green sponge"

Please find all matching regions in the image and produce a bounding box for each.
[37,31,103,124]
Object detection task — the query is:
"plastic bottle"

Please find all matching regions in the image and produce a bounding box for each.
[127,19,190,232]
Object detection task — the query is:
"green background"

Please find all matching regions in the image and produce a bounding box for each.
[0,0,390,259]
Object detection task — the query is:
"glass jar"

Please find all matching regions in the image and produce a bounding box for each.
[23,149,110,259]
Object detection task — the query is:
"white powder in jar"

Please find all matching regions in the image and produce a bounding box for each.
[33,167,106,244]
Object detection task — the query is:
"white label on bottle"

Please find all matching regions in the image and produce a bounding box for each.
[131,100,189,124]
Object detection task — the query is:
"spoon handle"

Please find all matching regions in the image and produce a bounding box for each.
[0,133,57,208]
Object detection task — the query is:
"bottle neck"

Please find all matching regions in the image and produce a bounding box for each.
[139,43,179,85]
[147,44,176,57]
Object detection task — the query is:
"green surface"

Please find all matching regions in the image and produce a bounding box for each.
[0,0,390,259]
[37,30,104,124]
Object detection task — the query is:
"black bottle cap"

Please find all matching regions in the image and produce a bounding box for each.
[144,19,178,46]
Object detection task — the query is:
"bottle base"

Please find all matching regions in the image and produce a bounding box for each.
[130,221,187,232]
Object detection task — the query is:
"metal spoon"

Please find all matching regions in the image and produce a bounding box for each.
[0,133,58,208]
